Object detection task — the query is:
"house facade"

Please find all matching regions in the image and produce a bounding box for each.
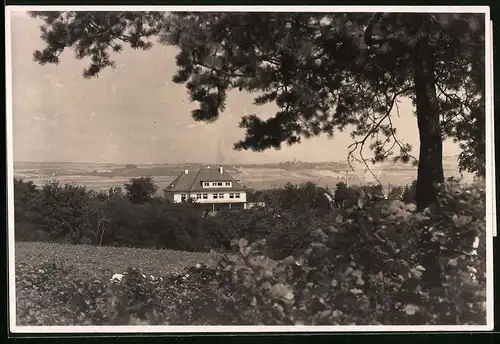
[163,166,247,211]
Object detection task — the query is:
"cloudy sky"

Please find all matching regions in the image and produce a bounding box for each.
[9,10,462,164]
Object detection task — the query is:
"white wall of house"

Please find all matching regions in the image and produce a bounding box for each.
[165,190,247,204]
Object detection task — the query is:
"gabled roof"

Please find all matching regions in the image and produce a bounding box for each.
[164,168,246,192]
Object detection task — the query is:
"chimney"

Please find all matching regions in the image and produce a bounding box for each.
[184,169,188,174]
[219,166,223,174]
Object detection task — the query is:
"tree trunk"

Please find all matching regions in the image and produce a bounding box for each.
[413,37,444,212]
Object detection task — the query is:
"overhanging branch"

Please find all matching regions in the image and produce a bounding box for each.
[346,86,412,182]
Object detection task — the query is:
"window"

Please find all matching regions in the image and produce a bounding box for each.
[196,194,202,199]
[235,193,240,198]
[181,193,187,201]
[219,193,224,199]
[217,182,223,186]
[225,182,231,186]
[229,193,234,199]
[203,182,210,187]
[213,193,218,199]
[202,194,208,199]
[212,182,217,186]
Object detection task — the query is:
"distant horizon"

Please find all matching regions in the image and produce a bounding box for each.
[13,155,460,166]
[11,160,355,166]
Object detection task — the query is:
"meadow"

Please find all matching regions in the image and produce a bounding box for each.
[15,242,224,326]
[15,242,213,278]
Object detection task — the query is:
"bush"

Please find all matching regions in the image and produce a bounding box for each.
[206,206,334,260]
[15,260,260,325]
[249,182,333,215]
[16,261,110,325]
[13,179,46,242]
[96,198,211,251]
[17,181,97,244]
[207,181,486,325]
[105,265,259,325]
[387,185,404,200]
[333,182,359,209]
[402,180,417,203]
[14,179,213,251]
[124,177,159,204]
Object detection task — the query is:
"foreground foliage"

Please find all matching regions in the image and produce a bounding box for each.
[210,182,486,325]
[15,180,487,326]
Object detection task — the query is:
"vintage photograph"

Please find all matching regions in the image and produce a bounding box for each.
[7,7,493,331]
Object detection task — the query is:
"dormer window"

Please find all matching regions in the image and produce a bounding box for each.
[203,182,210,187]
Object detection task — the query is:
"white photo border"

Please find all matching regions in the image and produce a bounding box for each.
[5,5,495,334]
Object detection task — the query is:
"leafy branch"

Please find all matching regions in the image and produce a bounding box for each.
[346,86,413,182]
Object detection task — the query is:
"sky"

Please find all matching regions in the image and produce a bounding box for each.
[9,10,462,165]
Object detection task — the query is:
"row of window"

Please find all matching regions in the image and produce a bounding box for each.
[202,182,231,187]
[180,192,241,201]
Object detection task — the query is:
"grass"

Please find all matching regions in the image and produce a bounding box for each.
[15,242,213,278]
[14,242,228,326]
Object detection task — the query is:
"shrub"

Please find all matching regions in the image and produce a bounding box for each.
[16,260,261,325]
[14,179,45,242]
[209,206,332,260]
[14,178,348,253]
[101,198,210,251]
[16,261,110,325]
[105,265,258,325]
[387,185,404,200]
[13,178,214,251]
[251,182,332,215]
[17,181,96,244]
[202,210,256,251]
[13,178,38,211]
[333,182,360,209]
[208,181,486,325]
[264,209,322,260]
[402,180,417,203]
[124,177,159,204]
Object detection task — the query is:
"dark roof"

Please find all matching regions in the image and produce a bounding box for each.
[164,168,246,192]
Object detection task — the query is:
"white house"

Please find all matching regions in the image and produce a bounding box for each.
[163,166,247,211]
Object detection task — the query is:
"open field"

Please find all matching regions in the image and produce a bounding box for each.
[14,242,223,326]
[15,242,212,278]
[13,169,409,192]
[13,159,473,192]
[13,175,180,193]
